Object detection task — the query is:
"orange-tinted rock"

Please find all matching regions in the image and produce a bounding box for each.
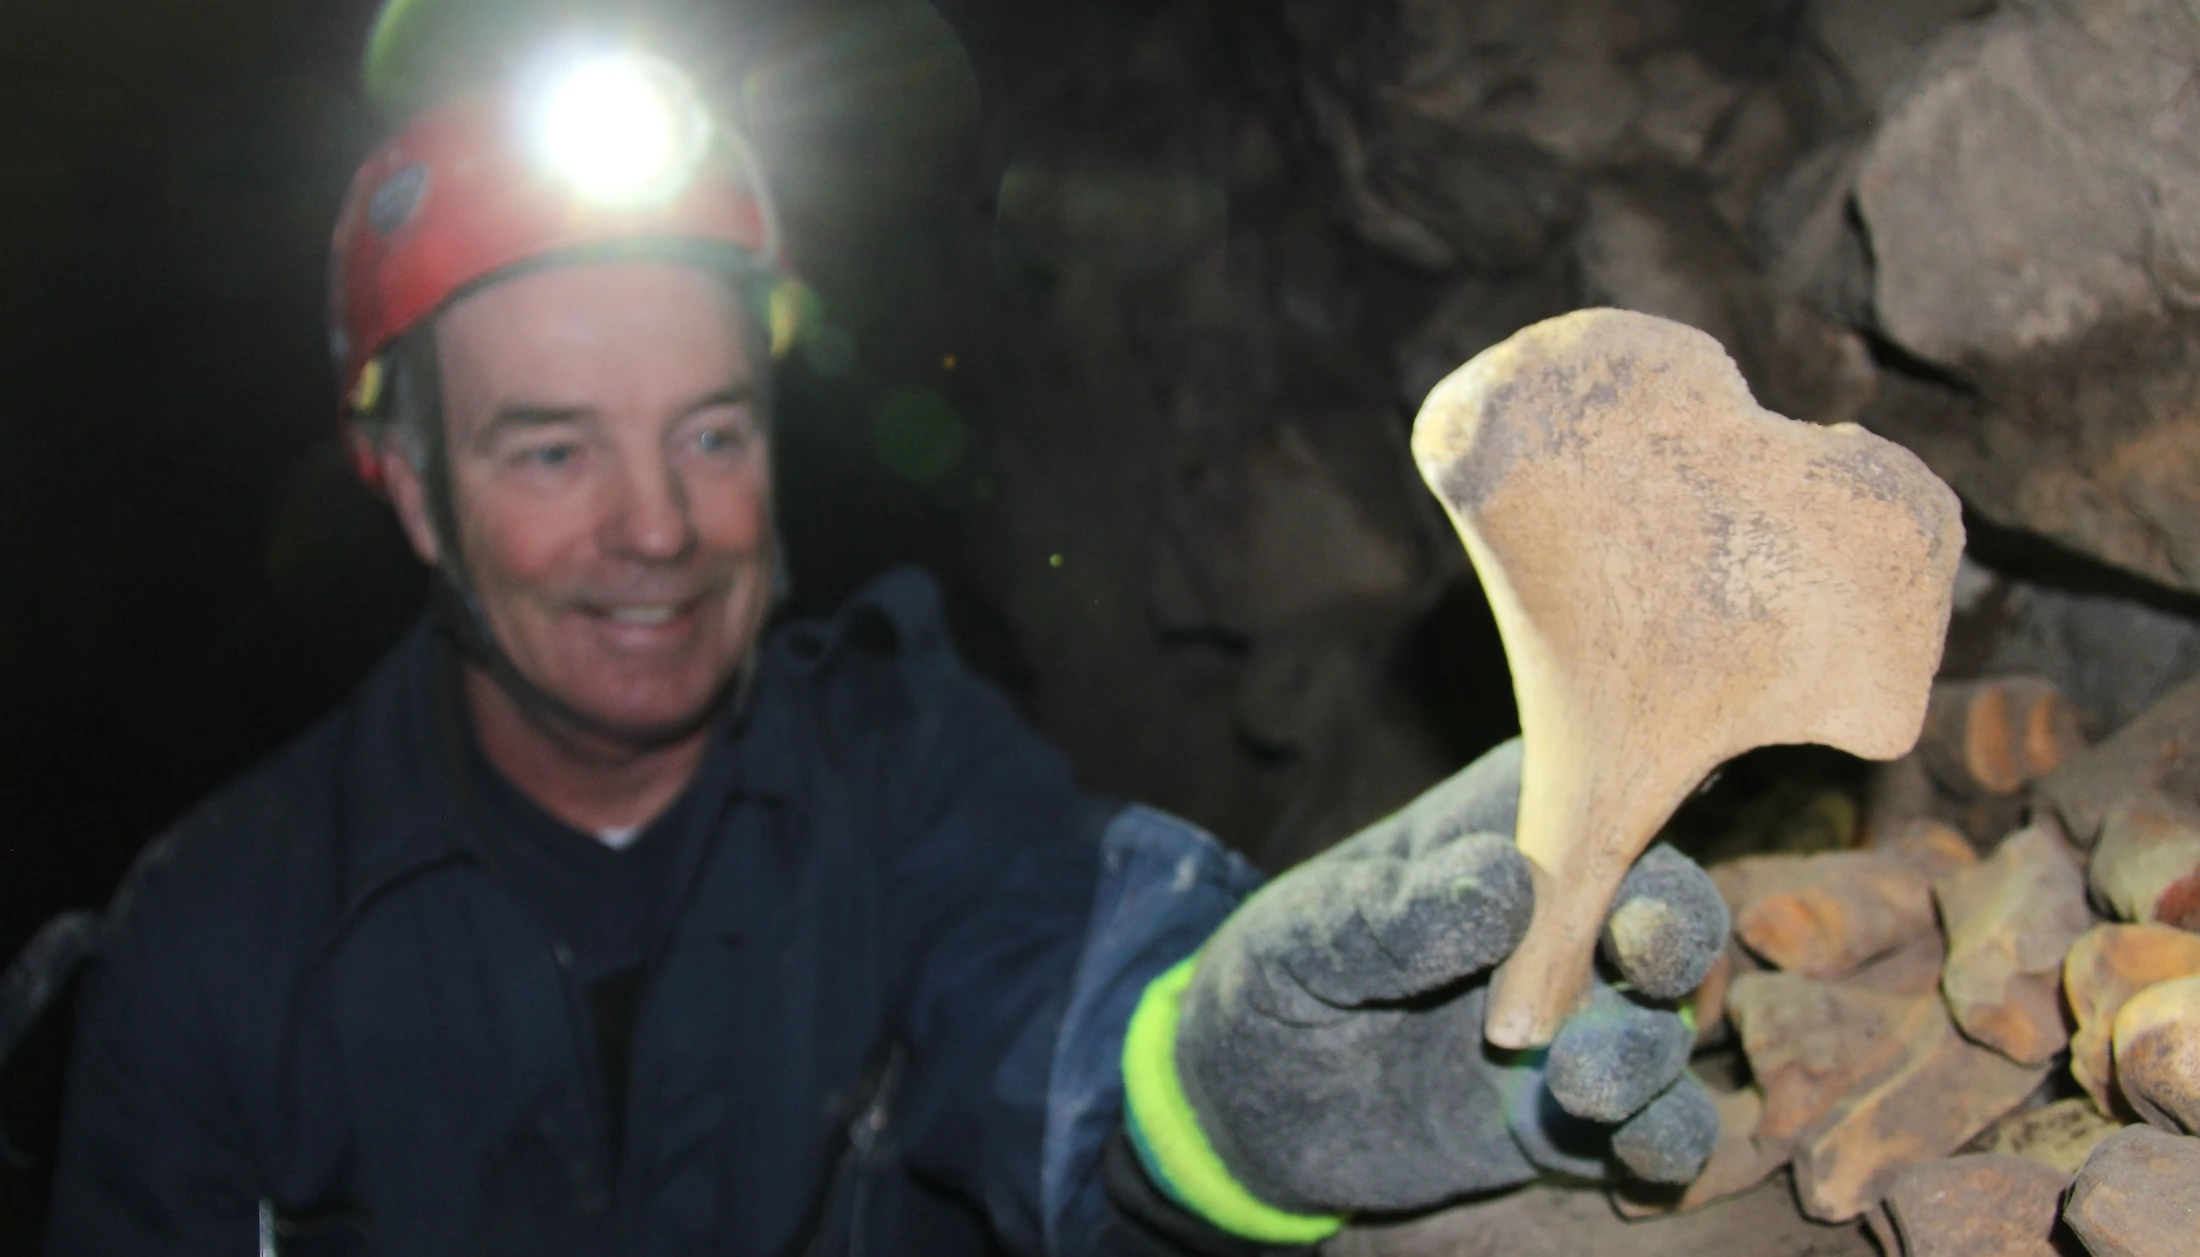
[1875,1154,2069,1257]
[1726,972,1932,1150]
[2037,675,2200,851]
[1934,825,2092,1065]
[1973,1097,2123,1177]
[1920,676,2084,799]
[2063,924,2200,1116]
[1841,929,1947,1000]
[1715,851,1937,979]
[2112,974,2200,1134]
[2063,1126,2200,1257]
[1789,996,2049,1222]
[2090,793,2200,930]
[1867,816,1979,880]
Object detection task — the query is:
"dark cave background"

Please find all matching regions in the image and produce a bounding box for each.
[0,0,1531,983]
[9,0,2200,1248]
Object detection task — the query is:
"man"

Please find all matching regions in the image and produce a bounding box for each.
[44,51,1727,1257]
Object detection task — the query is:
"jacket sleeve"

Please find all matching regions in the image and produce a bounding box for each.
[43,838,265,1256]
[855,570,1260,1257]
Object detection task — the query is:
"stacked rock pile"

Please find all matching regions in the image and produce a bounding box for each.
[1654,675,2200,1255]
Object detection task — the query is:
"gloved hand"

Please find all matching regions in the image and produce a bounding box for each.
[1120,739,1731,1244]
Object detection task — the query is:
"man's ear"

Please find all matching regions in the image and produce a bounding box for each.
[377,440,443,567]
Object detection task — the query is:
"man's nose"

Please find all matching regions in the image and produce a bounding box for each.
[603,455,697,562]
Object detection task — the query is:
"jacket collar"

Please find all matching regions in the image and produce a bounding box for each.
[329,618,807,927]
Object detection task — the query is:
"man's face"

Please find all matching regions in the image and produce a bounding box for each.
[386,261,774,741]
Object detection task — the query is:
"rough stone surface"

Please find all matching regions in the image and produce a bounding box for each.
[1874,1154,2070,1257]
[1787,992,2051,1222]
[1935,825,2094,1065]
[1868,817,1979,880]
[2063,1125,2200,1257]
[1852,0,2200,594]
[1971,1097,2124,1177]
[1714,852,1940,979]
[2064,924,2200,1118]
[1840,930,1949,1000]
[1919,676,2084,799]
[1725,973,1935,1152]
[1327,1172,1874,1257]
[2113,974,2200,1134]
[1950,556,2200,738]
[2090,794,2200,929]
[2039,676,2200,852]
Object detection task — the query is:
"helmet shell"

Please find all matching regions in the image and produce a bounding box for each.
[328,86,774,479]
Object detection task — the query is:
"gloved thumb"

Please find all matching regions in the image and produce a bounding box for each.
[1257,831,1535,1007]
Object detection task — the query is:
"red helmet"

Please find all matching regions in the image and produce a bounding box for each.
[329,52,785,484]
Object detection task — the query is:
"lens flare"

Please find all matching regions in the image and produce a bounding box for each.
[531,53,709,205]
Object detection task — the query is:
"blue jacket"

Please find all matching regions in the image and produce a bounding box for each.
[45,568,1260,1257]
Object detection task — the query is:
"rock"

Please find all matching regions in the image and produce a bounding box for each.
[1868,817,1980,880]
[1860,754,1943,844]
[1332,1171,1876,1257]
[1726,973,1937,1152]
[1841,929,1949,1001]
[1949,555,2200,737]
[1935,825,2093,1065]
[1806,0,1996,123]
[1919,676,2085,798]
[1873,1153,2070,1257]
[2113,974,2200,1134]
[2038,676,2200,851]
[1972,1097,2123,1176]
[2065,924,2200,1116]
[1308,91,1581,272]
[1571,176,1758,378]
[1714,851,1939,979]
[2063,1125,2200,1257]
[1339,0,1752,171]
[1790,997,2051,1222]
[1852,1,2200,595]
[1396,264,1572,409]
[2090,794,2200,929]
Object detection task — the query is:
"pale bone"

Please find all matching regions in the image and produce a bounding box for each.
[1411,309,1964,1048]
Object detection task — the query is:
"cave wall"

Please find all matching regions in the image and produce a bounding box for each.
[8,0,2200,934]
[6,0,2200,1246]
[937,0,2200,866]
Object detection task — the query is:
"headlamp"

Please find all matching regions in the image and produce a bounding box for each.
[528,52,712,207]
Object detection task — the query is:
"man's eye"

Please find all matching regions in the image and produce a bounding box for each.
[695,427,747,455]
[519,443,580,468]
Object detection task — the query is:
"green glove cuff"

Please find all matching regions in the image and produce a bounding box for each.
[1120,955,1348,1246]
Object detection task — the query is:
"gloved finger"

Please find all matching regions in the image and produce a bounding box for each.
[1544,986,1692,1123]
[1276,832,1534,1007]
[1611,1073,1719,1184]
[1599,844,1729,1000]
[1490,1047,1610,1181]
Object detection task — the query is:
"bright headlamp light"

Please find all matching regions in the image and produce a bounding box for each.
[529,52,711,206]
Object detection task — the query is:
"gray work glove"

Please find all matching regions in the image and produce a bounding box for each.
[1120,739,1729,1244]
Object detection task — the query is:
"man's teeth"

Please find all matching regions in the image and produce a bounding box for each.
[605,605,681,625]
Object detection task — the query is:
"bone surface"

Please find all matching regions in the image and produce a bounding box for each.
[1412,308,1964,1047]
